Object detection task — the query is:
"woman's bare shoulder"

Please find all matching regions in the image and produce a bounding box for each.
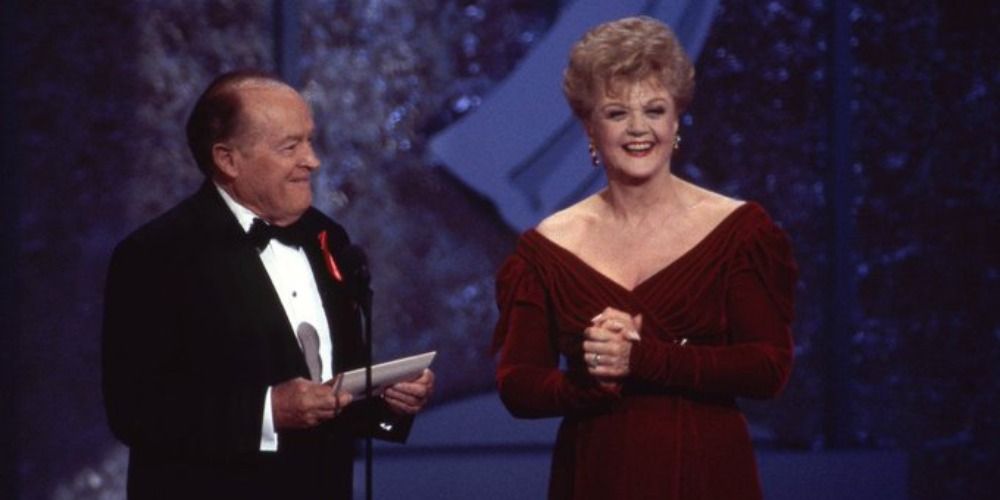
[535,194,603,247]
[680,179,745,216]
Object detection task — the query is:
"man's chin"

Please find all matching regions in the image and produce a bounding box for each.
[286,186,312,207]
[270,197,312,226]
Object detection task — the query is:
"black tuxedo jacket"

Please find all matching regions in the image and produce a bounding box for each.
[102,182,411,499]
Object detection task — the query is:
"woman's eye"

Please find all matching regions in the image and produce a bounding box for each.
[645,107,666,116]
[606,110,626,120]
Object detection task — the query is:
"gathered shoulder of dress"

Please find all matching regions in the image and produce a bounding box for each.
[493,201,797,500]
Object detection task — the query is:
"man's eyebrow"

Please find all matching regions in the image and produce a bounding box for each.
[277,132,307,144]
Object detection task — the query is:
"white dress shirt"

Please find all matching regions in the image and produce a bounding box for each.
[216,185,333,452]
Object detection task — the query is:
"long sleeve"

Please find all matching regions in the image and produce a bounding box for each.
[101,236,270,455]
[629,221,797,399]
[493,255,618,418]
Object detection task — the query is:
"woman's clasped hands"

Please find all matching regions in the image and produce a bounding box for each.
[583,307,642,387]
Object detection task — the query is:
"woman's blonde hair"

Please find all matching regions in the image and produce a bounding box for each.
[562,16,695,120]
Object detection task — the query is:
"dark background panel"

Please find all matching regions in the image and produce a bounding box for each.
[3,1,997,499]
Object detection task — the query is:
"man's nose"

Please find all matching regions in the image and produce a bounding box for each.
[302,144,320,170]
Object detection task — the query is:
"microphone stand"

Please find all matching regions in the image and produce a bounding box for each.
[359,286,374,500]
[342,245,373,500]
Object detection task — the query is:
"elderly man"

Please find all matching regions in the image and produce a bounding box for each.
[102,69,433,499]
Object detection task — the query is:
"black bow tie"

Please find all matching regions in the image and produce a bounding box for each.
[247,218,308,250]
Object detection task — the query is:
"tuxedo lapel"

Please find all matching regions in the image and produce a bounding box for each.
[298,213,364,374]
[191,183,312,383]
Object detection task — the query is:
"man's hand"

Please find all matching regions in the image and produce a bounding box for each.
[271,375,353,429]
[382,369,434,415]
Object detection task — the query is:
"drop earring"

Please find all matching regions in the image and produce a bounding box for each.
[588,142,601,166]
[673,135,681,151]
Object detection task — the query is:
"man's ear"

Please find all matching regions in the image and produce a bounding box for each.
[212,143,238,179]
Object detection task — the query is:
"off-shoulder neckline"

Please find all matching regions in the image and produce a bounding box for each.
[523,201,758,294]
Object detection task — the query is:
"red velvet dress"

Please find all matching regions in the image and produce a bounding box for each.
[493,202,797,500]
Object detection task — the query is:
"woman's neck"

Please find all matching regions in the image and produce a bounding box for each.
[601,172,700,227]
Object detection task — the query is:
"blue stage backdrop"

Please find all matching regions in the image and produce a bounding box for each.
[4,1,997,499]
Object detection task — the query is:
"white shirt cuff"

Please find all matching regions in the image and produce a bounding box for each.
[260,386,278,452]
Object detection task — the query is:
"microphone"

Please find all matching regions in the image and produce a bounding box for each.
[338,244,372,315]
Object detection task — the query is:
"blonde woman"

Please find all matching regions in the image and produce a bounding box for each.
[493,16,797,500]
